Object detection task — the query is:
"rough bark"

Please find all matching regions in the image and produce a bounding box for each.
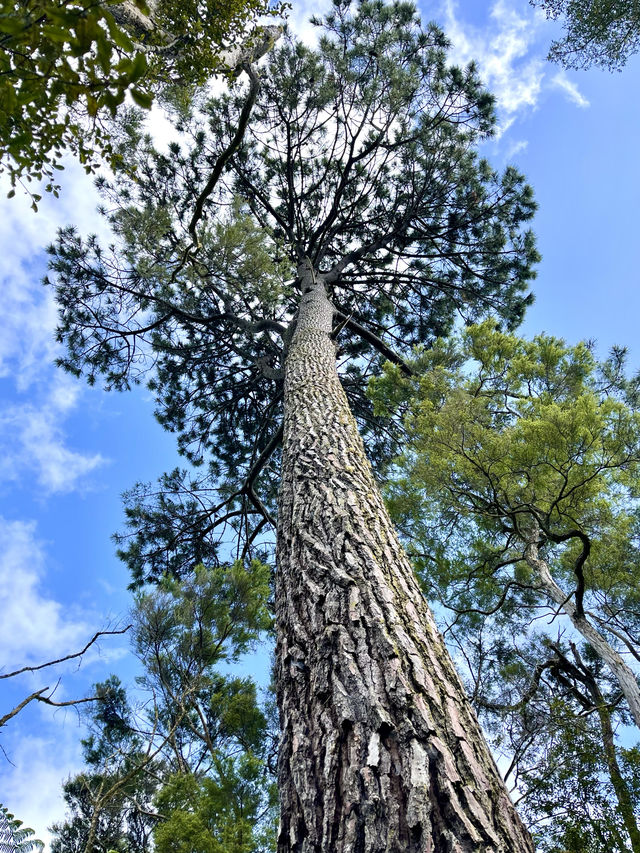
[524,536,640,729]
[275,260,535,853]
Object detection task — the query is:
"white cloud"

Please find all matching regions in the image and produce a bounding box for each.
[2,731,84,850]
[0,517,92,666]
[505,139,529,160]
[440,0,590,150]
[0,515,130,675]
[551,70,590,108]
[286,0,332,45]
[0,163,110,494]
[494,115,516,141]
[0,161,107,387]
[442,0,546,117]
[0,379,106,494]
[0,517,132,849]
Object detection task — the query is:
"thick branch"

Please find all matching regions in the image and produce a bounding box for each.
[542,525,591,618]
[189,65,261,241]
[524,531,640,728]
[1,689,48,729]
[1,688,105,730]
[333,310,414,376]
[478,658,557,713]
[246,423,283,489]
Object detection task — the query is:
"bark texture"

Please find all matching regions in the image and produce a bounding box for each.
[275,261,535,852]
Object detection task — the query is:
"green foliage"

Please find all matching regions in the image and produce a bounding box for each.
[0,0,281,199]
[369,322,640,849]
[50,196,289,582]
[370,322,640,650]
[531,0,640,70]
[50,563,275,853]
[370,321,640,600]
[154,756,277,853]
[1,0,149,198]
[133,560,272,667]
[503,690,640,853]
[0,805,43,853]
[150,0,281,89]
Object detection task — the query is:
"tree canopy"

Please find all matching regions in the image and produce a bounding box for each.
[531,0,640,70]
[48,0,539,588]
[50,561,276,852]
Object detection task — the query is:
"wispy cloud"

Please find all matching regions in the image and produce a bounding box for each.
[2,730,85,849]
[0,378,106,494]
[0,517,92,665]
[286,0,332,45]
[440,0,590,127]
[442,0,546,117]
[505,139,529,160]
[0,163,110,494]
[551,70,590,108]
[0,517,131,847]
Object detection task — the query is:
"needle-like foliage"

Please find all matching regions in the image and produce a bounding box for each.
[47,0,539,588]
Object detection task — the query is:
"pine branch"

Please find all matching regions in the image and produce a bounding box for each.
[333,310,414,375]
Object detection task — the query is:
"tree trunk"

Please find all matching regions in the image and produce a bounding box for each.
[275,260,535,852]
[593,688,640,852]
[524,537,640,729]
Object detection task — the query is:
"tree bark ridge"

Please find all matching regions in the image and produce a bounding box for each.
[275,262,535,852]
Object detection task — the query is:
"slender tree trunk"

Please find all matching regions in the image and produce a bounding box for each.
[593,692,640,853]
[524,537,640,728]
[275,260,535,852]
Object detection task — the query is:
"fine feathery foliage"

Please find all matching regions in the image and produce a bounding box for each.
[47,0,539,588]
[0,0,283,201]
[50,561,276,853]
[531,0,640,70]
[369,322,640,851]
[0,806,43,853]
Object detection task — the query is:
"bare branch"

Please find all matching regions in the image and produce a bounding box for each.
[1,627,132,680]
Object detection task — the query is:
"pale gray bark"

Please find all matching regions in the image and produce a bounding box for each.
[524,535,640,728]
[275,260,535,852]
[110,1,159,39]
[110,1,280,70]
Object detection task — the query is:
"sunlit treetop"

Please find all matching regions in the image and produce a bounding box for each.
[0,0,283,204]
[369,321,640,637]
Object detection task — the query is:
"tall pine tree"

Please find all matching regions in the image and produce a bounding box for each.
[49,2,539,848]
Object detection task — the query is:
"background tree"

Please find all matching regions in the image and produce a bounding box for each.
[531,0,640,70]
[50,560,275,853]
[370,322,640,850]
[0,805,43,853]
[48,2,541,848]
[0,0,282,202]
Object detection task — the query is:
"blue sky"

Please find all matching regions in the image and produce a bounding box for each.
[1,0,639,843]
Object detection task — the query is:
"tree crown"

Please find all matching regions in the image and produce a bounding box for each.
[48,0,539,584]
